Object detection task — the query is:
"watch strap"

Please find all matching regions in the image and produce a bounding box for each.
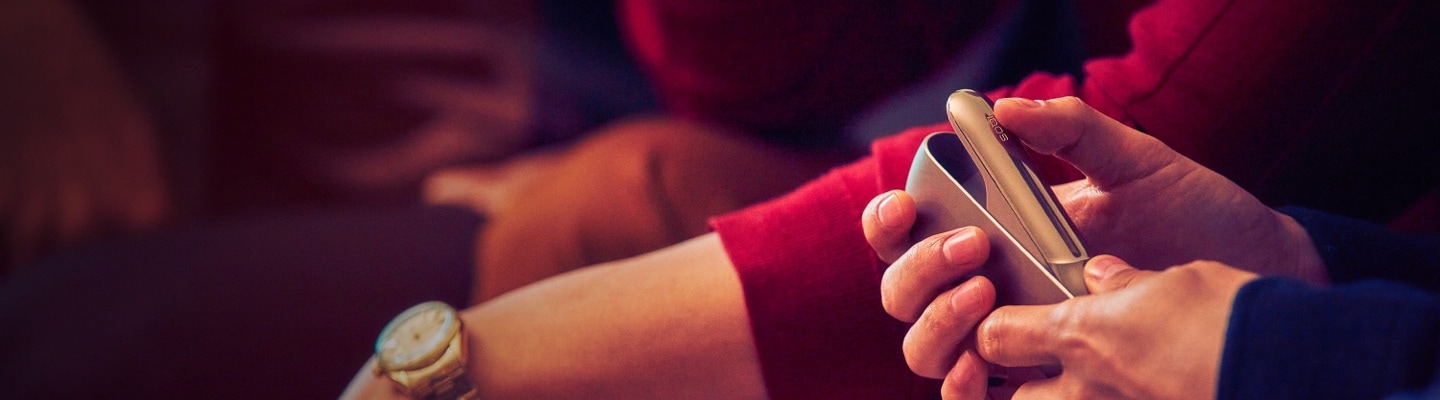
[422,366,478,400]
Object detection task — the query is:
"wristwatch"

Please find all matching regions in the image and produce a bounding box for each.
[373,301,479,400]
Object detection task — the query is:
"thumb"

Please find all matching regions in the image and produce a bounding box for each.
[993,96,1182,189]
[1082,255,1153,294]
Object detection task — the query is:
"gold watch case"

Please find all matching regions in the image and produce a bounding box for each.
[374,301,477,399]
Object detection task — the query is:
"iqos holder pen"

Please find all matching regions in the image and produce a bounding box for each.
[946,89,1089,295]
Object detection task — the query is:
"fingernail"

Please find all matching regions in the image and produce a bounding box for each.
[949,278,984,312]
[1085,255,1125,281]
[942,227,981,265]
[877,191,902,229]
[1003,97,1043,108]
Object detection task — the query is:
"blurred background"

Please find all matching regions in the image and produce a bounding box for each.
[5,0,651,277]
[2,0,1128,279]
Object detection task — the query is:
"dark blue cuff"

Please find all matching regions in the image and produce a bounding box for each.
[1278,206,1440,291]
[1217,277,1440,400]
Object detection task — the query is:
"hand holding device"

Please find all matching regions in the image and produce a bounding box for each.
[905,89,1090,304]
[976,257,1256,400]
[879,94,1325,400]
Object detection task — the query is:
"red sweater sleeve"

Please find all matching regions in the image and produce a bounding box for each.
[708,124,942,399]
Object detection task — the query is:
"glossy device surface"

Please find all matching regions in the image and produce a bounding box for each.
[903,89,1090,304]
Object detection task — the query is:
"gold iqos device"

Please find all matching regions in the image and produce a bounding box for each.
[905,90,1089,304]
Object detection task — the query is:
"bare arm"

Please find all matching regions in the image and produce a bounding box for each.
[343,233,767,399]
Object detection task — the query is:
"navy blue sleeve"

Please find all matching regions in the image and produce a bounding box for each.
[1217,278,1440,399]
[1279,206,1440,291]
[1216,207,1440,399]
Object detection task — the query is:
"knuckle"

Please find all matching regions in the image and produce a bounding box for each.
[885,232,989,322]
[875,284,910,322]
[905,298,969,377]
[902,331,947,378]
[1105,269,1141,291]
[1168,262,1212,285]
[879,290,902,320]
[975,313,1004,360]
[1046,301,1090,356]
[1049,96,1089,114]
[942,356,985,400]
[879,274,913,321]
[915,303,953,336]
[917,231,949,259]
[940,378,967,400]
[880,258,923,322]
[910,234,950,276]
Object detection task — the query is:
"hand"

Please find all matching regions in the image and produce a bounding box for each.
[864,191,1036,399]
[993,97,1325,283]
[870,97,1325,284]
[864,96,1324,398]
[976,256,1258,399]
[864,192,1047,399]
[424,148,564,216]
[867,207,998,399]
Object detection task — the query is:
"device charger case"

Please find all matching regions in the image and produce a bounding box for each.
[905,132,1082,306]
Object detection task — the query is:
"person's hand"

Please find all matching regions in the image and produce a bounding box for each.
[870,97,1325,284]
[863,96,1324,397]
[424,148,564,216]
[976,256,1258,399]
[866,202,996,398]
[867,190,1053,399]
[991,97,1325,283]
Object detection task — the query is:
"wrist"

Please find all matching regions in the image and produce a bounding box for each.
[371,301,480,400]
[1273,212,1328,285]
[341,358,410,400]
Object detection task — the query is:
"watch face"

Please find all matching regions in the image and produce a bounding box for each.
[375,301,459,370]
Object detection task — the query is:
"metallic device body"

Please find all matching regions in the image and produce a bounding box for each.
[907,132,1077,305]
[904,89,1091,302]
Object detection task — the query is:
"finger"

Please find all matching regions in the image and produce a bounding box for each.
[983,365,1023,400]
[993,96,1181,189]
[423,168,503,211]
[862,190,918,263]
[1082,255,1155,294]
[1009,375,1069,400]
[1049,179,1087,200]
[975,304,1062,367]
[882,226,990,321]
[940,349,989,400]
[904,276,996,378]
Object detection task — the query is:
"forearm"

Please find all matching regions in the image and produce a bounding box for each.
[358,233,767,399]
[1219,277,1440,399]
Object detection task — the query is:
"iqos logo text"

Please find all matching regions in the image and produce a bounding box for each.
[985,114,1010,142]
